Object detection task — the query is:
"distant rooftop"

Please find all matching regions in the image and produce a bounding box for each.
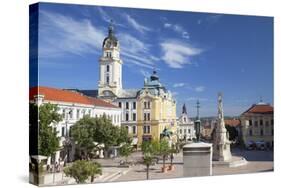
[29,86,118,108]
[242,103,273,115]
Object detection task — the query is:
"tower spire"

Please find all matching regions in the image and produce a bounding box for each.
[196,100,200,120]
[108,19,114,36]
[182,103,187,114]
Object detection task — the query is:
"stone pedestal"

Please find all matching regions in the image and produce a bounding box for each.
[183,142,212,177]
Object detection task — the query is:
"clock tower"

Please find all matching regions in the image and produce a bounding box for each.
[98,22,123,100]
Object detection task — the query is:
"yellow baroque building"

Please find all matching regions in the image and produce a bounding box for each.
[136,71,177,145]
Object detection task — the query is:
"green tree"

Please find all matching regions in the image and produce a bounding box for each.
[119,143,133,164]
[158,139,170,171]
[71,115,131,159]
[64,160,102,184]
[117,126,132,145]
[143,154,154,180]
[70,115,98,159]
[89,162,102,183]
[36,103,62,157]
[169,143,180,167]
[141,141,158,179]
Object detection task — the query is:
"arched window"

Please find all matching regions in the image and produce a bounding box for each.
[106,65,110,72]
[106,75,110,84]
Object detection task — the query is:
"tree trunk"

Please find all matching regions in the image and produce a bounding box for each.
[91,175,94,183]
[146,164,149,180]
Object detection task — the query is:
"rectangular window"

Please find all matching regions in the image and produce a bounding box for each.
[61,127,65,137]
[133,102,136,109]
[265,121,269,126]
[147,101,150,109]
[249,120,252,126]
[126,102,129,109]
[118,102,122,108]
[188,129,191,133]
[69,110,73,119]
[254,121,258,127]
[106,65,110,72]
[62,109,66,119]
[147,126,150,134]
[76,109,80,119]
[249,129,252,136]
[126,113,129,121]
[133,126,136,134]
[144,102,147,109]
[133,113,136,121]
[271,119,274,125]
[144,113,147,121]
[147,113,150,121]
[260,119,263,126]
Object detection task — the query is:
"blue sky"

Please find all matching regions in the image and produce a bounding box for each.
[33,3,273,117]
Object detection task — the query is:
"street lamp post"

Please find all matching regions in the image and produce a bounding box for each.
[64,109,72,163]
[194,100,201,142]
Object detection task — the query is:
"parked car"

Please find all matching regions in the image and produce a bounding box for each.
[246,141,256,150]
[256,141,266,150]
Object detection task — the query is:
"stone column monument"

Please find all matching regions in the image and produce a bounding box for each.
[213,93,232,161]
[182,100,213,177]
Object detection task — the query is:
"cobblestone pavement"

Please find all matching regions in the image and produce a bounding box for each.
[113,149,273,182]
[42,148,273,185]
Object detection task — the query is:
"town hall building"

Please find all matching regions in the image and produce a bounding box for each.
[79,23,178,145]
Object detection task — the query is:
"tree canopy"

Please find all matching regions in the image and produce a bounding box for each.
[30,103,62,157]
[71,115,131,158]
[64,160,102,184]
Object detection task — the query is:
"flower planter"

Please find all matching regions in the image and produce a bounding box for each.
[168,165,175,171]
[161,166,169,173]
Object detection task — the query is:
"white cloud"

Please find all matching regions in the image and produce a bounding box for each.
[125,14,151,33]
[171,91,179,97]
[164,23,190,39]
[118,34,148,53]
[173,83,185,88]
[164,23,172,28]
[39,10,105,58]
[140,69,150,77]
[38,10,160,69]
[195,86,205,92]
[160,40,202,68]
[96,7,126,28]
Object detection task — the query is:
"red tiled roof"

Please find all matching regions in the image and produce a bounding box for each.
[29,86,119,108]
[242,103,273,115]
[224,119,241,127]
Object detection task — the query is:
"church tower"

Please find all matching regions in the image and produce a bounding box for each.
[98,21,123,100]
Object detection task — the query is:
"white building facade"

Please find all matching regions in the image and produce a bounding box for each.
[30,86,122,165]
[177,104,196,141]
